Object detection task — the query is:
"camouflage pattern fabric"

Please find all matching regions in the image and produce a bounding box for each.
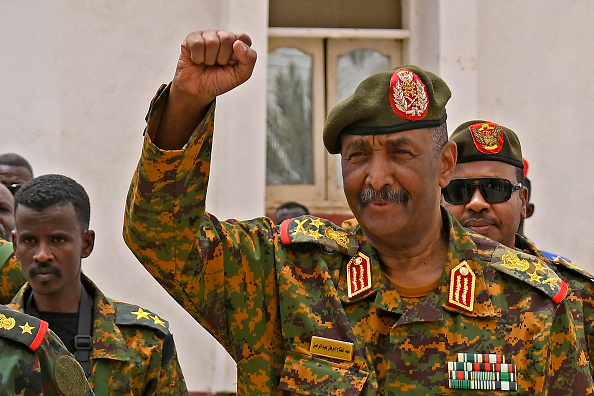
[123,91,594,394]
[8,274,187,396]
[516,233,594,375]
[0,238,26,304]
[0,304,93,395]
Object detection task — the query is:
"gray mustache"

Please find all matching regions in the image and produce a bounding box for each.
[358,187,410,207]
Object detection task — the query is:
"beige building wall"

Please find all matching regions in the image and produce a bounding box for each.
[1,0,592,392]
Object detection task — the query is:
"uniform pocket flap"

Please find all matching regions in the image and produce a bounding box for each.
[279,350,369,395]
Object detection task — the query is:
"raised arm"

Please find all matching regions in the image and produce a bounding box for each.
[152,29,257,149]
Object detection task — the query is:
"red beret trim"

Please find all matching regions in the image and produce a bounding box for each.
[29,319,48,351]
[280,218,293,245]
[552,280,568,303]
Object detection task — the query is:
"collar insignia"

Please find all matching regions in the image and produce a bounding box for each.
[448,261,476,312]
[389,69,429,121]
[469,122,504,154]
[347,253,372,299]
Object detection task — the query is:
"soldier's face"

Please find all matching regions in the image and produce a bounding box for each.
[0,184,15,241]
[340,129,454,245]
[13,202,94,303]
[442,161,527,248]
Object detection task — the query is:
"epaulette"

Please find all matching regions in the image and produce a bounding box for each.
[114,302,169,337]
[549,256,594,283]
[0,305,48,351]
[490,245,567,303]
[280,215,358,256]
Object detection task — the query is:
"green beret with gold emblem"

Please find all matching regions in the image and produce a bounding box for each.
[323,65,451,154]
[450,120,524,169]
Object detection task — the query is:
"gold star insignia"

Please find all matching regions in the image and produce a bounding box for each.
[20,322,35,334]
[528,271,543,283]
[309,218,324,229]
[151,315,166,327]
[131,308,151,320]
[308,229,322,240]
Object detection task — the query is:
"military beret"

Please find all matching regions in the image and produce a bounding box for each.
[323,65,451,154]
[450,120,524,169]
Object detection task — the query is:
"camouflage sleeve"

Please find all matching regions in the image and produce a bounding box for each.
[541,298,594,393]
[0,246,26,305]
[124,88,281,362]
[155,334,188,395]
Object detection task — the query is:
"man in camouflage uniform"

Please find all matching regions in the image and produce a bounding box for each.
[443,120,594,375]
[0,183,26,304]
[10,174,188,395]
[0,304,93,395]
[123,30,593,394]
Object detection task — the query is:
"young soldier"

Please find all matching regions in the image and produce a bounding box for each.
[10,174,188,395]
[124,30,593,394]
[443,120,594,375]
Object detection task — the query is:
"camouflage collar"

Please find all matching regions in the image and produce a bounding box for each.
[337,210,497,318]
[9,274,131,362]
[82,274,130,362]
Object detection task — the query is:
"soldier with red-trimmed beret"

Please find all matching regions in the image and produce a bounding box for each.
[124,29,593,394]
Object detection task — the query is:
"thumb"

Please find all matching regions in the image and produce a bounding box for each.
[233,40,257,78]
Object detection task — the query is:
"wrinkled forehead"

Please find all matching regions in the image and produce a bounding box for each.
[453,161,520,181]
[340,128,432,153]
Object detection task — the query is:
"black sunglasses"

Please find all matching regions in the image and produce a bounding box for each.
[442,178,522,205]
[3,183,23,195]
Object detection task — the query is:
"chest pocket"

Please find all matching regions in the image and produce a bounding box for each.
[279,350,369,395]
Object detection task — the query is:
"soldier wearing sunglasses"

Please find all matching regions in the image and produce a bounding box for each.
[443,120,594,375]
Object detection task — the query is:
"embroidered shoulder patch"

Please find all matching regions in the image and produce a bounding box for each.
[280,216,358,256]
[469,122,504,154]
[491,246,567,303]
[389,69,429,121]
[115,302,169,337]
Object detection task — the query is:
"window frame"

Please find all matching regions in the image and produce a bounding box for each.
[266,28,409,215]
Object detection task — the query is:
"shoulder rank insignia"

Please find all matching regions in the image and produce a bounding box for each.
[390,68,429,121]
[115,302,169,337]
[491,246,567,303]
[347,253,372,299]
[550,256,594,282]
[0,305,48,351]
[280,215,358,256]
[469,122,504,154]
[448,261,476,312]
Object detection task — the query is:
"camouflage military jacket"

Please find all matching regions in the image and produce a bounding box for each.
[0,304,93,396]
[123,90,593,395]
[9,274,188,396]
[516,233,594,375]
[0,238,26,304]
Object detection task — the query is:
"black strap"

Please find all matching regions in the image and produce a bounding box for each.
[74,286,93,377]
[26,285,94,377]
